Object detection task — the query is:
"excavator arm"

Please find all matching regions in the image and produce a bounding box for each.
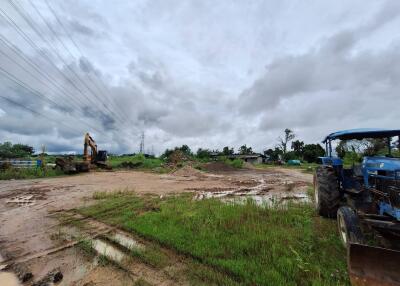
[83,132,98,163]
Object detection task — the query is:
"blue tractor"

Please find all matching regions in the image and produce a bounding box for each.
[314,129,400,286]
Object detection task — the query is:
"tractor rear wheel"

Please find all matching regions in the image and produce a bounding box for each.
[337,206,364,247]
[314,166,340,218]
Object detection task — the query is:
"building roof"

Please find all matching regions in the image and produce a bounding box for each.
[322,128,400,143]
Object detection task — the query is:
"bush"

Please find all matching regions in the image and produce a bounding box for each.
[226,158,243,168]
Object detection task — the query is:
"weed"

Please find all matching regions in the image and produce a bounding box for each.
[77,239,95,256]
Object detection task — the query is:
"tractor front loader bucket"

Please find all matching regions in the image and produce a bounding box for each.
[348,243,400,286]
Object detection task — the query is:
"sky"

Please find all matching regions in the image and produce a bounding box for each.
[0,0,399,155]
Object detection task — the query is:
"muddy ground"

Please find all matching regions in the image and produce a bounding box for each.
[0,167,312,285]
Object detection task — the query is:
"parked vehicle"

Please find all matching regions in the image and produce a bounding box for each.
[314,128,400,286]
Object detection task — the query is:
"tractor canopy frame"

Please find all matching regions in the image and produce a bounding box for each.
[322,128,400,157]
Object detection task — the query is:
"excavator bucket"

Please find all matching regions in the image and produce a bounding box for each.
[348,243,400,286]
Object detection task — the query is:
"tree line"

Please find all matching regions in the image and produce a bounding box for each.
[160,129,326,163]
[0,142,35,159]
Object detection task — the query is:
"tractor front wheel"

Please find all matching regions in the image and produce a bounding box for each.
[314,166,340,218]
[337,206,364,247]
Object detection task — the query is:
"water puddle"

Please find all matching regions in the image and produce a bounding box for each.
[194,178,309,207]
[195,190,309,207]
[110,233,144,251]
[0,272,21,286]
[92,239,126,263]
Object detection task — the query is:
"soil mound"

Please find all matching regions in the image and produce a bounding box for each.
[203,162,236,172]
[172,165,205,177]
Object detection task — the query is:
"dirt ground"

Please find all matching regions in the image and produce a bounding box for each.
[0,167,312,285]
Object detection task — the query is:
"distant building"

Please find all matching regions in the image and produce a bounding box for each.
[228,154,266,164]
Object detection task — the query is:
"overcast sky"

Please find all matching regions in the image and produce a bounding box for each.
[0,0,399,154]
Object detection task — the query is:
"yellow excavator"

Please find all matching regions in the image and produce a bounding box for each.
[55,133,110,173]
[83,132,108,168]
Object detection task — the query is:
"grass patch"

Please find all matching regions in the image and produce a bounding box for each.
[77,238,96,256]
[92,190,134,200]
[0,167,64,180]
[223,158,244,168]
[255,162,319,174]
[130,245,169,269]
[187,261,241,286]
[79,193,348,286]
[134,278,153,286]
[108,154,164,170]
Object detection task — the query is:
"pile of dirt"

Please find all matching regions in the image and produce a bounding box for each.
[203,162,236,172]
[172,165,205,177]
[167,150,190,165]
[243,162,256,169]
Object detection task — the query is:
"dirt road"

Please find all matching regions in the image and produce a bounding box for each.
[0,167,312,285]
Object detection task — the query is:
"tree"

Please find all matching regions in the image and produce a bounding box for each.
[222,146,234,156]
[303,144,325,163]
[278,128,295,154]
[264,148,282,161]
[0,142,34,159]
[196,148,212,159]
[291,140,304,157]
[161,144,192,159]
[179,145,192,156]
[238,145,253,155]
[335,141,346,158]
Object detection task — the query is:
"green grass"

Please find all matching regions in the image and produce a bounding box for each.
[130,244,169,268]
[255,162,319,174]
[108,154,165,171]
[224,158,244,168]
[134,278,153,286]
[0,167,64,180]
[78,192,348,286]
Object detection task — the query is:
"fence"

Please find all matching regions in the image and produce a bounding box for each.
[0,160,41,168]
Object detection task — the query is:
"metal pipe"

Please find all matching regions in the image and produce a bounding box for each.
[329,140,333,157]
[387,137,392,155]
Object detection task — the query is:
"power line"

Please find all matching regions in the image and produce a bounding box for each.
[11,0,128,127]
[0,34,116,125]
[0,66,107,135]
[42,0,132,124]
[1,2,118,127]
[0,94,80,135]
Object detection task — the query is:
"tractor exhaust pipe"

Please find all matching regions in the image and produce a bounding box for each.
[348,243,400,286]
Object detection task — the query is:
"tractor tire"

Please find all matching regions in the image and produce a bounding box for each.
[314,166,340,218]
[337,206,365,247]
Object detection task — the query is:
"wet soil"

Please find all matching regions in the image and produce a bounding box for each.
[0,167,312,285]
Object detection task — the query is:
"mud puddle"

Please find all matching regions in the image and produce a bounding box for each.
[110,232,144,251]
[194,177,310,206]
[92,239,127,263]
[195,189,309,206]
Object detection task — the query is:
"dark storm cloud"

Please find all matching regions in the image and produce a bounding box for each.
[1,0,399,154]
[239,2,400,115]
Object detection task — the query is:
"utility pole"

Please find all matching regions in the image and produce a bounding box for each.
[139,131,145,154]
